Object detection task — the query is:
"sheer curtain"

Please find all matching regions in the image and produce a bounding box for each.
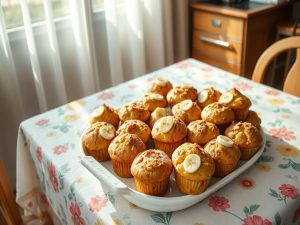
[0,0,189,186]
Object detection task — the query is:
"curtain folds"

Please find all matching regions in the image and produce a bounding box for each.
[0,0,189,186]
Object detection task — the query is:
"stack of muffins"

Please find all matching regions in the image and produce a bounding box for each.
[82,77,263,196]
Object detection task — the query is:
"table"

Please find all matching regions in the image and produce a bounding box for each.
[16,59,300,225]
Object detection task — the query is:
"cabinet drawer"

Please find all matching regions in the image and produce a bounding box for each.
[192,48,241,75]
[193,30,242,63]
[193,11,244,39]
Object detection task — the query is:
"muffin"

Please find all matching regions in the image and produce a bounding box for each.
[131,149,173,196]
[204,135,241,177]
[90,104,119,127]
[108,133,146,177]
[147,77,173,97]
[117,120,151,144]
[82,122,116,161]
[172,99,202,124]
[141,93,167,112]
[151,116,187,157]
[244,110,261,128]
[149,107,172,128]
[201,102,235,130]
[172,143,215,195]
[225,122,263,160]
[219,88,252,121]
[197,87,222,108]
[166,84,198,107]
[118,101,150,122]
[187,120,220,145]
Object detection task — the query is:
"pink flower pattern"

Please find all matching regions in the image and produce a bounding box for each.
[265,89,280,96]
[279,184,299,199]
[36,146,42,162]
[208,195,230,212]
[35,119,49,126]
[243,215,272,225]
[88,195,108,212]
[40,192,49,206]
[97,92,115,100]
[128,83,138,89]
[234,82,253,91]
[70,202,86,225]
[269,127,296,141]
[48,163,59,192]
[53,145,68,155]
[176,61,192,69]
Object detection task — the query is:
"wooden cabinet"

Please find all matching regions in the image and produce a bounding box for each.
[191,2,292,78]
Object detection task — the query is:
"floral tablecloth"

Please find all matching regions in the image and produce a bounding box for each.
[16,59,300,225]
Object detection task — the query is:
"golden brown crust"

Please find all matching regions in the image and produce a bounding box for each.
[90,104,119,126]
[225,122,263,150]
[141,93,167,112]
[118,101,150,122]
[203,139,241,165]
[172,143,215,180]
[166,85,198,107]
[187,120,220,145]
[219,88,251,110]
[117,120,151,143]
[172,101,202,124]
[147,77,173,97]
[83,122,116,150]
[201,102,235,125]
[108,133,146,162]
[151,116,187,143]
[148,107,172,128]
[197,87,222,108]
[131,149,173,182]
[244,110,261,128]
[233,108,249,121]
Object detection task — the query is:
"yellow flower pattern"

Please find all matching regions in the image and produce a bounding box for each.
[267,98,285,106]
[63,114,80,122]
[256,163,271,172]
[276,144,300,158]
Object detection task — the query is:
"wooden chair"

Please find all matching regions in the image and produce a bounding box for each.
[252,36,300,97]
[0,160,52,225]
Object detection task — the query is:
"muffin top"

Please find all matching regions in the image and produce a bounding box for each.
[108,133,146,162]
[147,77,173,97]
[166,84,198,107]
[244,110,261,128]
[201,102,235,125]
[149,107,172,128]
[225,122,263,149]
[172,100,202,124]
[131,149,173,182]
[118,101,150,122]
[142,93,167,112]
[203,135,241,164]
[187,120,220,145]
[117,120,151,143]
[172,143,215,180]
[197,87,222,108]
[83,122,116,150]
[151,116,187,143]
[219,88,251,109]
[89,104,119,126]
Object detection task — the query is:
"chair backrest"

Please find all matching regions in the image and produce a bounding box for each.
[0,160,22,225]
[252,36,300,97]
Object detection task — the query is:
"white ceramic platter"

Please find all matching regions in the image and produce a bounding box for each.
[80,129,266,212]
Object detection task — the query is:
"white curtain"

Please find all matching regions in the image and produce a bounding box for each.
[0,0,189,186]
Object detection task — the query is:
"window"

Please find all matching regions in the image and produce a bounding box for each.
[2,0,105,29]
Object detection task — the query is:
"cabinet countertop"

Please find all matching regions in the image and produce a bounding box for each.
[191,0,292,18]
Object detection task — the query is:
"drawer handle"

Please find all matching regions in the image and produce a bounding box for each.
[212,19,222,27]
[199,36,231,49]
